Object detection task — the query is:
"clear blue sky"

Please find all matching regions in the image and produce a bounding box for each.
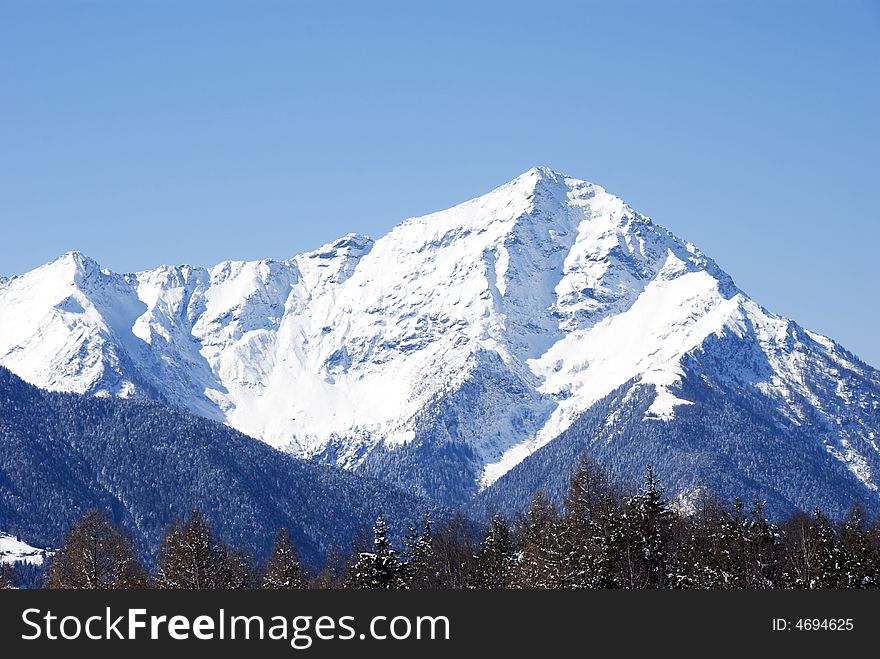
[1,1,878,365]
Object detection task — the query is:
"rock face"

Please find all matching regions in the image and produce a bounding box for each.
[2,167,878,510]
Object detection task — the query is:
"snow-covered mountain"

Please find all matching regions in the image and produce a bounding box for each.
[2,167,878,510]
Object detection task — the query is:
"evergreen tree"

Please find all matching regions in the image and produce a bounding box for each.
[562,455,618,588]
[425,513,477,588]
[402,511,433,589]
[339,526,372,588]
[868,512,880,586]
[509,491,564,588]
[779,508,842,589]
[227,546,255,589]
[475,514,512,588]
[810,508,843,588]
[720,499,752,588]
[262,528,305,589]
[612,466,676,588]
[0,564,14,589]
[44,509,147,589]
[743,499,781,588]
[8,562,44,590]
[674,493,734,589]
[311,544,347,589]
[565,454,618,523]
[841,502,879,588]
[779,511,812,588]
[352,515,403,589]
[671,496,778,590]
[154,509,246,589]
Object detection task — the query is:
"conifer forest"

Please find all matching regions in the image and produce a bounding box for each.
[4,456,879,590]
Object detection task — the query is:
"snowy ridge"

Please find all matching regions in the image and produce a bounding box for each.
[1,167,879,504]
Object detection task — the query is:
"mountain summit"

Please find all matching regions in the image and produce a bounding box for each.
[2,168,878,513]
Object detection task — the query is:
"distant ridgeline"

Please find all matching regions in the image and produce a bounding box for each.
[0,367,432,568]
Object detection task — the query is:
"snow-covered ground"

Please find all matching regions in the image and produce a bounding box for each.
[0,532,50,566]
[1,167,878,497]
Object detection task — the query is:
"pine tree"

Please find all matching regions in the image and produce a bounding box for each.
[720,499,751,588]
[674,493,734,589]
[352,515,403,589]
[475,514,512,588]
[44,509,148,589]
[841,502,880,588]
[612,466,676,588]
[0,564,14,589]
[509,491,564,588]
[425,513,477,588]
[779,508,841,589]
[262,528,305,589]
[810,508,843,588]
[743,499,781,588]
[562,454,618,588]
[565,454,617,523]
[868,512,880,586]
[227,546,255,589]
[312,545,347,589]
[402,511,433,589]
[154,509,245,589]
[339,526,372,588]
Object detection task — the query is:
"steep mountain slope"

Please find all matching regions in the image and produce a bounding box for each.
[0,367,430,565]
[1,167,878,510]
[475,378,879,522]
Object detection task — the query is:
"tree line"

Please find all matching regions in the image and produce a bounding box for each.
[4,455,880,590]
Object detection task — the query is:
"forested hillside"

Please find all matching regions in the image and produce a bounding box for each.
[11,456,879,590]
[0,367,431,567]
[476,378,878,521]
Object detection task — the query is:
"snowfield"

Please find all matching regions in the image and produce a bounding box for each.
[0,532,50,566]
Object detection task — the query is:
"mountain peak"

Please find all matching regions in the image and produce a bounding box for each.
[508,166,569,192]
[521,165,568,180]
[38,251,104,283]
[304,233,374,261]
[54,250,98,269]
[2,169,878,515]
[501,166,610,210]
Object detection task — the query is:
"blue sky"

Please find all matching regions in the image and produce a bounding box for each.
[1,1,878,365]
